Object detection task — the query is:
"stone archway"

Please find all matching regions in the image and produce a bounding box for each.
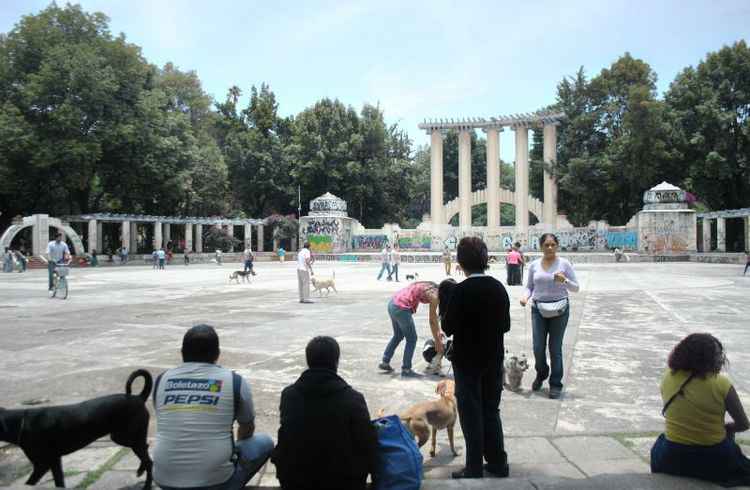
[0,214,85,256]
[444,188,543,226]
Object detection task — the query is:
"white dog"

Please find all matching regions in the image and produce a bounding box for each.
[311,271,337,296]
[503,353,529,392]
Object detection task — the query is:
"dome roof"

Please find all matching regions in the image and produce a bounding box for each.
[309,192,348,216]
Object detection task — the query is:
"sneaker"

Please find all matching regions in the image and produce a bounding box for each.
[424,365,444,376]
[484,463,510,478]
[549,387,563,399]
[532,375,545,391]
[400,369,422,378]
[378,362,394,372]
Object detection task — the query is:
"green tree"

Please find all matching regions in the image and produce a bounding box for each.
[666,40,750,210]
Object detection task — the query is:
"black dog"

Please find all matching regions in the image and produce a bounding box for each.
[0,369,153,488]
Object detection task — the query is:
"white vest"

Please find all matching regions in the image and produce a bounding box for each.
[153,363,237,488]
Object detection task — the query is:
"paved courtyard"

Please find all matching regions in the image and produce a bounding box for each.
[1,259,749,488]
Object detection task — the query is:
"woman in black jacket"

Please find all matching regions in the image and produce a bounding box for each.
[442,237,511,479]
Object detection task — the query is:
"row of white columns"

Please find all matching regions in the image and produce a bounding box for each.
[429,124,558,229]
[85,221,266,254]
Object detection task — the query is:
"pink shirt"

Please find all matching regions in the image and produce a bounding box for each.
[506,250,522,265]
[392,282,434,313]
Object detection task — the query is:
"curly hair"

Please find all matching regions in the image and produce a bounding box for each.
[457,237,488,273]
[668,333,726,378]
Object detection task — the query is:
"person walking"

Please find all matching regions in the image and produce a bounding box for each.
[379,281,442,377]
[514,242,525,285]
[215,249,223,265]
[3,248,14,273]
[442,246,452,276]
[744,251,749,276]
[506,247,522,286]
[90,249,98,267]
[651,333,750,486]
[441,237,510,479]
[278,247,286,263]
[388,244,401,282]
[297,241,314,304]
[184,250,190,266]
[376,244,392,280]
[520,233,579,399]
[152,250,159,270]
[243,248,256,275]
[14,250,27,272]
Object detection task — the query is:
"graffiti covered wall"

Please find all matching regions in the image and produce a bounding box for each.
[351,235,388,250]
[638,212,696,254]
[300,216,352,253]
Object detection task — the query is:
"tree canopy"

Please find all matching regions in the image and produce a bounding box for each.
[1,4,747,231]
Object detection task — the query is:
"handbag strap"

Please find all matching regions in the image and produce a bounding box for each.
[661,373,695,416]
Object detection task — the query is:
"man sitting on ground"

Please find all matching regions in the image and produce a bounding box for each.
[153,324,273,489]
[272,336,378,490]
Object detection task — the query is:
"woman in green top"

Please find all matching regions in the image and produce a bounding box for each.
[651,333,750,486]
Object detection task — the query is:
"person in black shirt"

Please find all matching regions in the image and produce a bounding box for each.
[272,336,378,490]
[441,236,510,479]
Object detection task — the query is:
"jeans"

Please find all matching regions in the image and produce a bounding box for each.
[159,258,165,270]
[453,362,507,474]
[47,262,57,289]
[531,305,570,388]
[382,299,417,370]
[745,263,749,275]
[388,264,399,281]
[377,262,391,280]
[159,434,274,490]
[244,260,253,273]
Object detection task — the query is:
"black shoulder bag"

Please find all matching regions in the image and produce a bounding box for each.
[661,373,695,416]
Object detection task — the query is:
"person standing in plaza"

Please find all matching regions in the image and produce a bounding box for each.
[744,251,749,275]
[278,246,286,263]
[379,280,442,377]
[46,232,71,290]
[90,249,98,267]
[3,247,14,273]
[376,244,392,280]
[215,249,223,265]
[442,246,452,276]
[152,249,159,270]
[14,249,27,272]
[157,247,166,270]
[520,233,579,399]
[388,243,401,282]
[243,247,256,275]
[514,242,525,285]
[441,237,510,479]
[297,241,314,304]
[506,246,522,286]
[184,250,190,266]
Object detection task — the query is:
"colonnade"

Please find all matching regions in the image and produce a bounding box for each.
[420,111,563,230]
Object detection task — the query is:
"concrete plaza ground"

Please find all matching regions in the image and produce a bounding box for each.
[1,259,749,488]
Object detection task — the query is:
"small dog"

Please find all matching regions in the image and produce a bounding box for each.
[0,370,153,488]
[398,380,458,458]
[311,271,337,296]
[229,270,252,284]
[405,273,419,281]
[503,353,529,392]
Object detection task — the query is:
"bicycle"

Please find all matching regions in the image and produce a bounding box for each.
[49,263,70,300]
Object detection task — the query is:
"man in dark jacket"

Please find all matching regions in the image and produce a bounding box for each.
[442,236,510,479]
[272,336,378,490]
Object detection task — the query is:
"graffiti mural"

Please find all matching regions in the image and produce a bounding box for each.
[352,235,388,250]
[606,230,638,250]
[641,218,691,254]
[309,234,333,253]
[306,218,340,236]
[397,234,432,250]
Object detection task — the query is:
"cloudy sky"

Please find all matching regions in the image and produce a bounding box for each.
[2,1,749,160]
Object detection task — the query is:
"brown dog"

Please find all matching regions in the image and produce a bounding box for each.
[399,380,458,457]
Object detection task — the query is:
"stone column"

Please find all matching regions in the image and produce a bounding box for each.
[430,129,445,225]
[514,126,530,231]
[96,222,103,251]
[244,224,253,250]
[185,224,193,252]
[154,222,163,250]
[195,224,203,253]
[130,222,138,253]
[257,224,265,252]
[702,218,712,252]
[458,129,472,228]
[717,217,726,252]
[163,223,171,247]
[121,221,130,251]
[484,128,501,228]
[543,123,559,226]
[290,238,297,252]
[32,214,50,256]
[87,219,97,253]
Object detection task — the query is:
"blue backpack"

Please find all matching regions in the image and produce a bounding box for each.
[372,415,423,490]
